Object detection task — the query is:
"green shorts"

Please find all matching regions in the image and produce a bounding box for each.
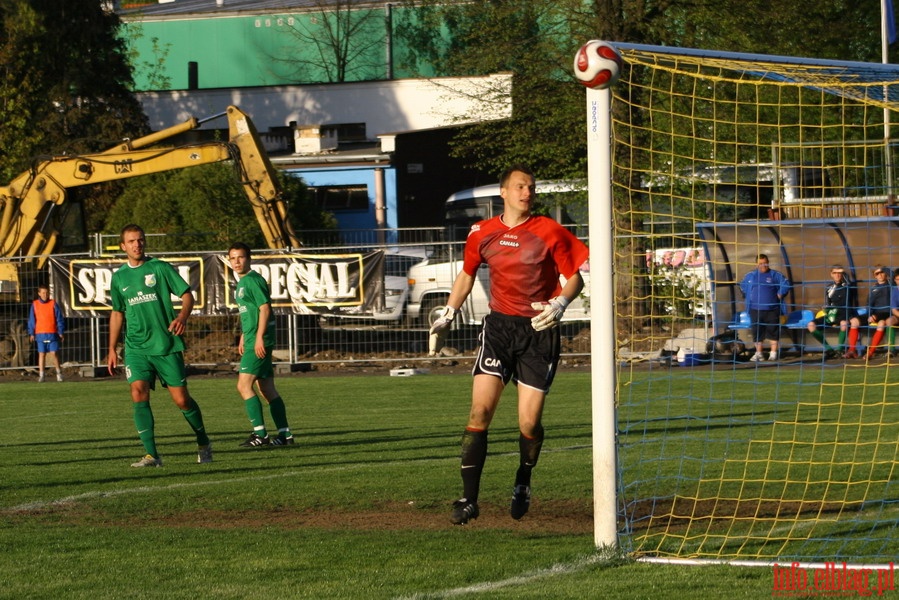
[124,352,187,388]
[239,346,274,379]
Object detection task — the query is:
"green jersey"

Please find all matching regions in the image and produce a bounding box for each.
[110,257,191,356]
[235,269,276,347]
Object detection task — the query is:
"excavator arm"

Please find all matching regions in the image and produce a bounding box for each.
[0,105,301,266]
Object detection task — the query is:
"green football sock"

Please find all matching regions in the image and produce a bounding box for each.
[811,329,835,352]
[838,329,847,349]
[133,400,158,458]
[244,395,267,437]
[181,397,210,446]
[268,396,290,435]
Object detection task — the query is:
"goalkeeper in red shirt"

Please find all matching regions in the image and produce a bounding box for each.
[429,165,589,525]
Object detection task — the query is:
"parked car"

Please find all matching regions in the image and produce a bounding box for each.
[383,251,428,320]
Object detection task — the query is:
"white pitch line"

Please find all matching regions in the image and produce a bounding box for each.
[3,444,592,512]
[392,554,609,599]
[4,462,390,512]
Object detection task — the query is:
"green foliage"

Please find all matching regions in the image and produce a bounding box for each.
[397,0,890,182]
[0,0,147,179]
[397,1,590,180]
[105,164,333,252]
[120,20,172,91]
[647,264,710,318]
[0,0,148,236]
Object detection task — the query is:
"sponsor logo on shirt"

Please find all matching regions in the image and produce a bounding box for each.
[127,291,159,306]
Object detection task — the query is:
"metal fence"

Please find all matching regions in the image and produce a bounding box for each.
[3,228,592,378]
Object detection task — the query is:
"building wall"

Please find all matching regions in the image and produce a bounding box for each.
[392,127,496,229]
[123,3,429,90]
[125,3,510,238]
[136,74,512,137]
[283,165,396,237]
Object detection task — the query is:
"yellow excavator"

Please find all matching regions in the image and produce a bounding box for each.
[0,105,301,365]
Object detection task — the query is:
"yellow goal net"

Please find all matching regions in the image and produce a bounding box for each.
[606,42,899,565]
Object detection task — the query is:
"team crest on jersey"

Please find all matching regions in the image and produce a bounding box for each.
[144,274,156,288]
[237,287,245,299]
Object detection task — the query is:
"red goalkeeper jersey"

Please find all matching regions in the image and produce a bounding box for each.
[462,215,589,318]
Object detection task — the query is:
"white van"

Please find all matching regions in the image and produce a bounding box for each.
[443,179,587,241]
[406,180,589,327]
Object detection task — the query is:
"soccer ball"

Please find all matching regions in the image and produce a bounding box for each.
[573,40,623,90]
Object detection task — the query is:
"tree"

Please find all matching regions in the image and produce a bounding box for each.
[120,20,172,91]
[0,0,149,232]
[271,0,390,83]
[394,0,650,180]
[396,0,888,180]
[106,164,335,252]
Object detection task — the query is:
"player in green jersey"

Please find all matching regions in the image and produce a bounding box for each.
[227,242,294,448]
[106,224,213,467]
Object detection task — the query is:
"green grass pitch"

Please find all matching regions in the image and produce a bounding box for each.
[2,371,780,598]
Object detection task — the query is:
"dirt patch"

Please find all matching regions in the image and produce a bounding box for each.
[9,499,594,534]
[156,500,593,533]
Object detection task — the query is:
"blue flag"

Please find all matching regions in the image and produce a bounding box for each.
[888,0,897,44]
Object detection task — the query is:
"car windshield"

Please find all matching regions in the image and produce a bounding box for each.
[385,254,424,278]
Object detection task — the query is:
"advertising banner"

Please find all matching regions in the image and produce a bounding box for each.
[49,250,385,318]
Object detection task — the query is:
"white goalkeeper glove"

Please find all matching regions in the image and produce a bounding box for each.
[530,296,569,331]
[428,306,459,356]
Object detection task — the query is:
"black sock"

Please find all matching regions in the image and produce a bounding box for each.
[460,428,488,503]
[515,426,544,488]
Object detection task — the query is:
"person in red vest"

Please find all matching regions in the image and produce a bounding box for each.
[27,283,65,382]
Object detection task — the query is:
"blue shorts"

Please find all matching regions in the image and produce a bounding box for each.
[34,333,60,353]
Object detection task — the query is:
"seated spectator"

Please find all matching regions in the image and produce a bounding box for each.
[845,266,894,360]
[807,265,857,358]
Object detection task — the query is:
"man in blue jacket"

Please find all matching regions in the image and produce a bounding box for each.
[740,254,791,362]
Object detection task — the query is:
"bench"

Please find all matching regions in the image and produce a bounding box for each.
[785,308,897,355]
[730,309,812,331]
[729,311,752,330]
[780,310,814,354]
[725,310,808,355]
[785,310,814,330]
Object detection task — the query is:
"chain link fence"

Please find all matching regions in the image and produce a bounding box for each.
[1,228,592,377]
